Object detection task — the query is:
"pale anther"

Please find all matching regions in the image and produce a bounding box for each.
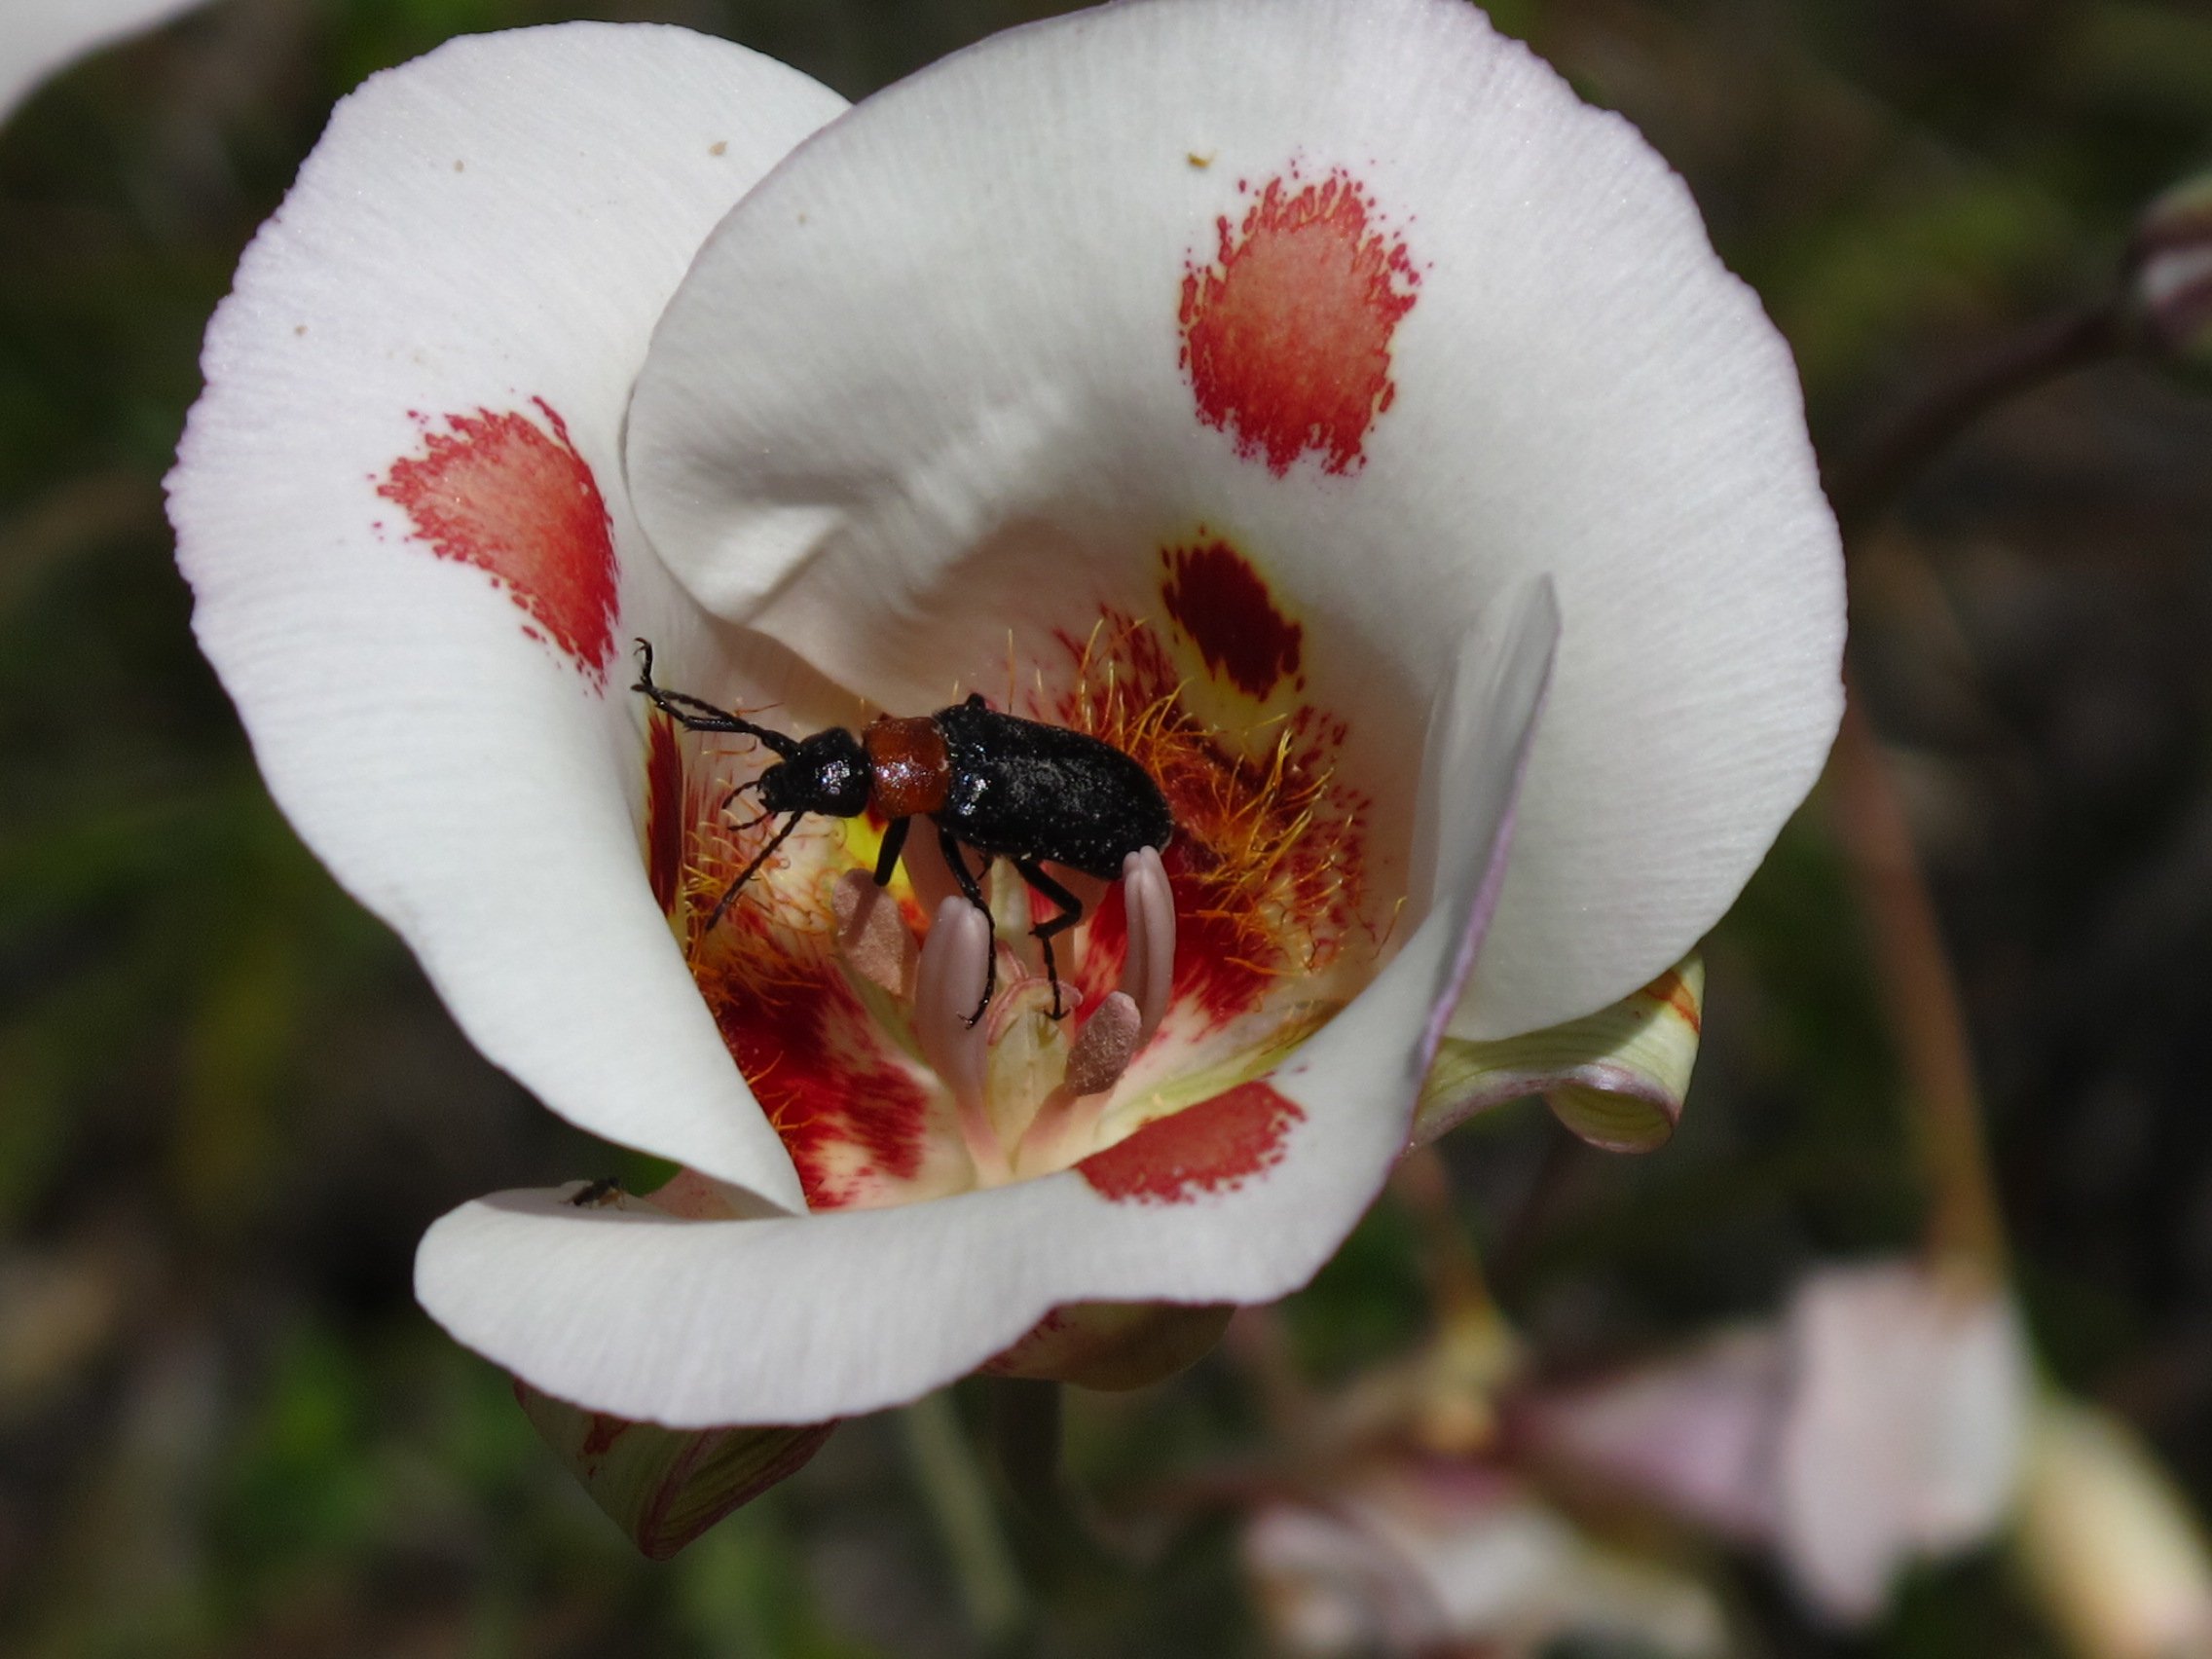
[1063,990,1141,1098]
[912,896,1000,1176]
[1119,845,1175,1043]
[831,869,917,998]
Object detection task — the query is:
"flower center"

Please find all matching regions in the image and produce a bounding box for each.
[642,613,1378,1212]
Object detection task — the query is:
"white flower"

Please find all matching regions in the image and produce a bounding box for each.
[167,1,1842,1431]
[1246,1468,1725,1659]
[0,0,205,130]
[1524,1259,2033,1624]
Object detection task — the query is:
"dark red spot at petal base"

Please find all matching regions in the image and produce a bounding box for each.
[645,713,686,917]
[379,398,620,680]
[1080,1082,1306,1204]
[1161,539,1304,698]
[1179,170,1419,476]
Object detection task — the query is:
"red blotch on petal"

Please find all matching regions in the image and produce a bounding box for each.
[1079,1082,1305,1203]
[1160,538,1304,698]
[1179,170,1419,475]
[712,973,931,1212]
[378,399,620,680]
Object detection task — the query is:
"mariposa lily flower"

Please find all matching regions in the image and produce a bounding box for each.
[1231,1291,1726,1659]
[1521,1259,2032,1625]
[2127,171,2212,376]
[0,0,205,129]
[168,0,1841,1483]
[1245,1466,1725,1659]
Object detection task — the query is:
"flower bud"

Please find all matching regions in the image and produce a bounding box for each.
[513,1381,834,1560]
[2012,1398,2212,1659]
[2125,173,2212,375]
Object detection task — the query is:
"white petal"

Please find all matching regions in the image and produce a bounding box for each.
[417,584,1559,1425]
[1520,1326,1788,1543]
[168,27,846,1203]
[1247,1480,1726,1659]
[627,0,1842,1040]
[1360,1483,1726,1657]
[1775,1262,2031,1624]
[1245,1503,1450,1655]
[0,0,201,128]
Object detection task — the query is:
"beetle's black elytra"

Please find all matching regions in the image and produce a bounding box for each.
[633,641,1172,1024]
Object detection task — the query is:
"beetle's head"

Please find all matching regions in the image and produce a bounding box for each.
[759,727,871,818]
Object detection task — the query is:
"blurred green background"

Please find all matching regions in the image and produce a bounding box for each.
[2,0,2209,1653]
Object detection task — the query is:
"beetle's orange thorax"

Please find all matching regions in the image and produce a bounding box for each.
[863,715,951,819]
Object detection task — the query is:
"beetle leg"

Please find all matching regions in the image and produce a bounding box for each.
[873,817,911,887]
[936,824,997,1025]
[633,642,753,731]
[644,685,762,734]
[1012,859,1084,1021]
[631,641,800,757]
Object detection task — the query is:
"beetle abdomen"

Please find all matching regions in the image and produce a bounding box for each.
[932,703,1173,877]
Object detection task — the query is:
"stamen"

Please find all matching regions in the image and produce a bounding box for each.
[913,896,1002,1180]
[897,821,962,921]
[1063,990,1141,1097]
[1120,845,1176,1042]
[831,870,917,998]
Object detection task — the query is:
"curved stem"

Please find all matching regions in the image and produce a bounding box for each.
[1823,296,2122,536]
[900,1391,1026,1644]
[986,1376,1067,1520]
[1829,692,2009,1272]
[1823,297,2126,1276]
[1390,1146,1503,1331]
[981,1377,1121,1569]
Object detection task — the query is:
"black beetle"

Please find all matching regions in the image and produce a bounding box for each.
[634,641,1172,1023]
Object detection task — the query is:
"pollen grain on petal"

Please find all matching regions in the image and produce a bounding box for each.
[377,399,620,681]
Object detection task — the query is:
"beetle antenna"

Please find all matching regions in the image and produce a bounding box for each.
[632,639,801,759]
[701,811,807,935]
